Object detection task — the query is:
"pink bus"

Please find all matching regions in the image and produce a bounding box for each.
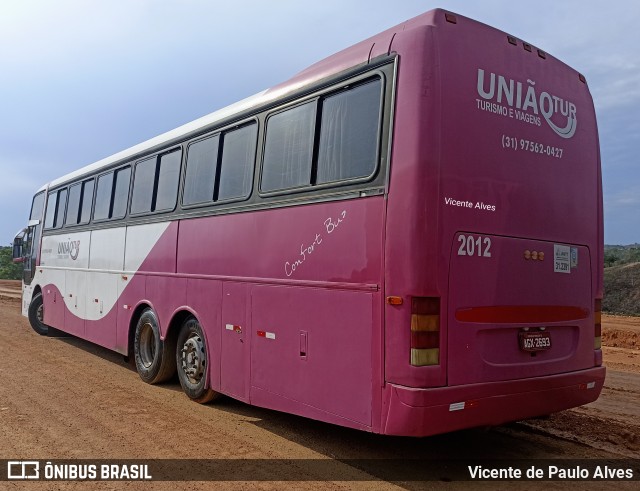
[12,9,604,436]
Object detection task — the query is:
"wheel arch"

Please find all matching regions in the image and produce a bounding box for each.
[127,302,152,359]
[31,284,42,300]
[166,308,198,354]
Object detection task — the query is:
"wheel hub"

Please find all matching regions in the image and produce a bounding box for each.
[181,335,205,384]
[139,322,156,368]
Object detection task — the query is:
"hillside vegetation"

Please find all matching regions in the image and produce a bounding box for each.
[0,246,21,280]
[603,244,640,316]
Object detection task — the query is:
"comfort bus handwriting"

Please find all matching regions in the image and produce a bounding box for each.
[284,210,346,277]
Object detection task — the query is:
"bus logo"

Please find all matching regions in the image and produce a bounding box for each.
[476,68,577,139]
[57,240,81,260]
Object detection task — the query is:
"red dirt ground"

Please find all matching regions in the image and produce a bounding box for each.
[0,280,638,490]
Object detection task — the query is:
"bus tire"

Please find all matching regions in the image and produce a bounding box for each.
[134,309,176,384]
[28,292,49,336]
[176,317,219,404]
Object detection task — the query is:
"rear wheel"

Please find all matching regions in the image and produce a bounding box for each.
[176,317,219,403]
[134,309,176,384]
[28,292,49,336]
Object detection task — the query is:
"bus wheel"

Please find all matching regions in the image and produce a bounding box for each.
[28,292,49,336]
[134,309,176,384]
[176,317,219,404]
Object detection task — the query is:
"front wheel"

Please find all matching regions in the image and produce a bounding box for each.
[176,317,219,404]
[28,292,49,336]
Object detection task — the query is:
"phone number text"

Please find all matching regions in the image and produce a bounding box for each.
[501,135,563,158]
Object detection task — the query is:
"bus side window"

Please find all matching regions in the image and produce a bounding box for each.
[44,188,68,229]
[217,123,257,201]
[44,191,58,229]
[261,102,315,192]
[65,182,82,226]
[79,179,94,224]
[111,166,131,218]
[183,135,220,206]
[316,78,382,184]
[94,172,114,220]
[132,150,180,215]
[131,158,155,214]
[155,150,181,212]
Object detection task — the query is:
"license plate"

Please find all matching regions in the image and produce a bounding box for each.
[519,331,551,352]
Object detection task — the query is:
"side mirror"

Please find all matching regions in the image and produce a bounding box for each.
[12,228,26,263]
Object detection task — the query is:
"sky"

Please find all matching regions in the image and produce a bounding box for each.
[1,0,638,245]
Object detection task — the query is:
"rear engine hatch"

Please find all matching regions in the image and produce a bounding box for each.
[447,233,592,386]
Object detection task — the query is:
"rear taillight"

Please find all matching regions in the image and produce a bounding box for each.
[410,297,440,366]
[594,299,602,350]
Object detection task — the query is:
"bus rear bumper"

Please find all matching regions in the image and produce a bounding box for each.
[382,366,606,436]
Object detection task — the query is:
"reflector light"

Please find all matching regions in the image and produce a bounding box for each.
[449,402,465,412]
[411,297,440,366]
[387,296,403,306]
[411,314,439,332]
[456,305,589,323]
[412,297,440,315]
[445,12,457,24]
[411,348,439,366]
[411,330,439,349]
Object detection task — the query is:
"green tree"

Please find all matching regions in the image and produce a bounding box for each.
[0,246,23,280]
[604,250,618,267]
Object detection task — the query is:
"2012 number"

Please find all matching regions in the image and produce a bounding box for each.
[457,235,492,257]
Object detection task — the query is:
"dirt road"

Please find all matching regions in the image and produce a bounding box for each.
[0,280,638,490]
